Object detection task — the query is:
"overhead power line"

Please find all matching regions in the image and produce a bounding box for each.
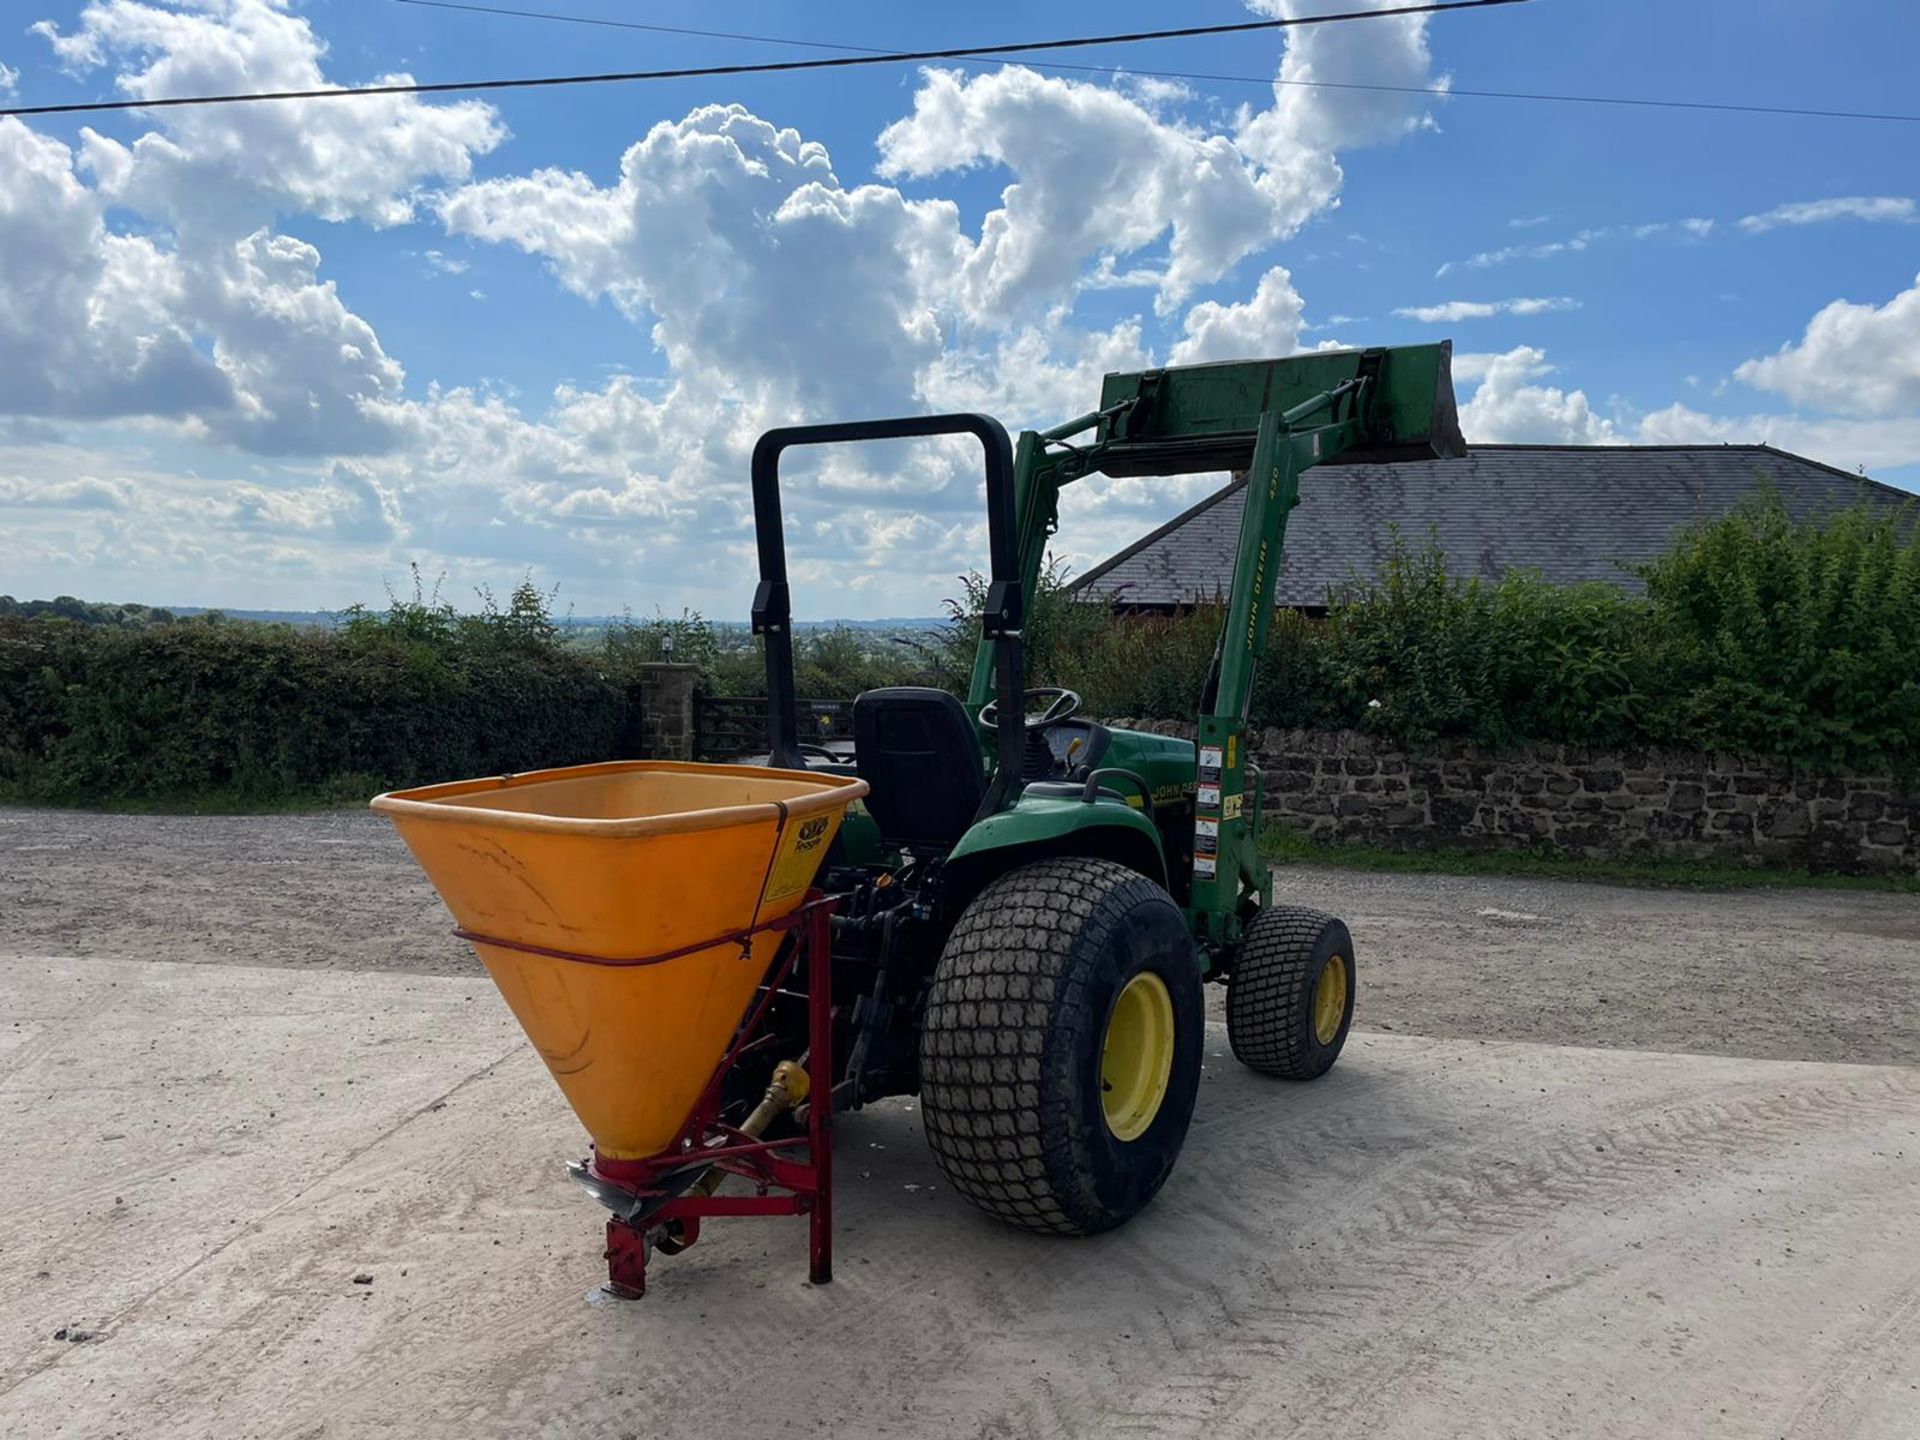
[0,0,1528,119]
[392,0,1920,126]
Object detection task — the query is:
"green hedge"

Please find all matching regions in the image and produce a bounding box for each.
[1023,493,1919,773]
[4,493,1911,808]
[0,585,636,806]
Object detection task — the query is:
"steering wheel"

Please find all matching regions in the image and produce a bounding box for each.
[978,686,1083,732]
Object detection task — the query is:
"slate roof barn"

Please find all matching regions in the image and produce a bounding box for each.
[1069,443,1916,613]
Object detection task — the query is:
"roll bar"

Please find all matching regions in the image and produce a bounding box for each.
[749,413,1026,803]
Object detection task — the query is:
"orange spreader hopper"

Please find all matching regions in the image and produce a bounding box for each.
[371,761,869,1161]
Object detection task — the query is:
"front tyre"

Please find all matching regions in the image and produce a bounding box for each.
[1226,906,1355,1080]
[920,858,1204,1235]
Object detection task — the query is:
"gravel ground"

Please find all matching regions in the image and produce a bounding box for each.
[3,805,1917,1065]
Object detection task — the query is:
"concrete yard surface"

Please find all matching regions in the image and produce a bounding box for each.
[4,954,1918,1440]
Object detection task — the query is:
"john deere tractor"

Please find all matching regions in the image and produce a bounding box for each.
[743,343,1464,1234]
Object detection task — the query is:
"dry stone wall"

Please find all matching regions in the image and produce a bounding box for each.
[1105,721,1918,875]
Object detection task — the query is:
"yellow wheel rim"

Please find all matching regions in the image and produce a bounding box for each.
[1313,955,1349,1046]
[1100,972,1176,1142]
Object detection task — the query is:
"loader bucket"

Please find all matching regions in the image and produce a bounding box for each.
[371,761,868,1160]
[1092,341,1467,474]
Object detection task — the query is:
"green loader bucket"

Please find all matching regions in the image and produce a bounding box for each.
[1092,341,1466,475]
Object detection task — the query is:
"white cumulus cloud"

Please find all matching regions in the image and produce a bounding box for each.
[37,0,504,230]
[1170,266,1307,364]
[1733,272,1920,418]
[1455,346,1618,444]
[0,115,410,455]
[0,118,229,423]
[875,66,1307,320]
[1240,0,1447,152]
[442,104,967,426]
[0,1,501,460]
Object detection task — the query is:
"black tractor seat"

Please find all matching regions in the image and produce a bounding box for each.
[852,687,987,850]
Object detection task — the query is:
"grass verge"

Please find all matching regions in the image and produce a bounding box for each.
[1259,826,1920,893]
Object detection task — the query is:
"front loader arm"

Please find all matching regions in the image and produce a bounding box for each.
[964,343,1464,944]
[1190,376,1379,930]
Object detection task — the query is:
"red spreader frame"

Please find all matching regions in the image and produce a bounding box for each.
[587,892,836,1298]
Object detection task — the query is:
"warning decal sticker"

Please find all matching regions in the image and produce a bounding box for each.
[762,814,833,906]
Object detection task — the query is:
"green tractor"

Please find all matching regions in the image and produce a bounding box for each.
[746,343,1464,1233]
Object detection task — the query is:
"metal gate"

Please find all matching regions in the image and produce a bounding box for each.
[692,696,854,761]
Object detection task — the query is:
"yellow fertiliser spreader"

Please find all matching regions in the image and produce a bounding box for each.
[374,759,867,1295]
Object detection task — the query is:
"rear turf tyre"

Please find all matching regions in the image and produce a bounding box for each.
[1226,906,1354,1080]
[920,858,1204,1236]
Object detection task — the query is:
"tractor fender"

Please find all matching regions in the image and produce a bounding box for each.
[942,792,1168,913]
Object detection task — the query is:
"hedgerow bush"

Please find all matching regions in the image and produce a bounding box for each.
[944,493,1916,772]
[1250,540,1655,750]
[0,577,632,806]
[1637,496,1920,770]
[1,492,1910,807]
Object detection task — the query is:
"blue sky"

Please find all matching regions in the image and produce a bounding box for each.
[2,0,1916,618]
